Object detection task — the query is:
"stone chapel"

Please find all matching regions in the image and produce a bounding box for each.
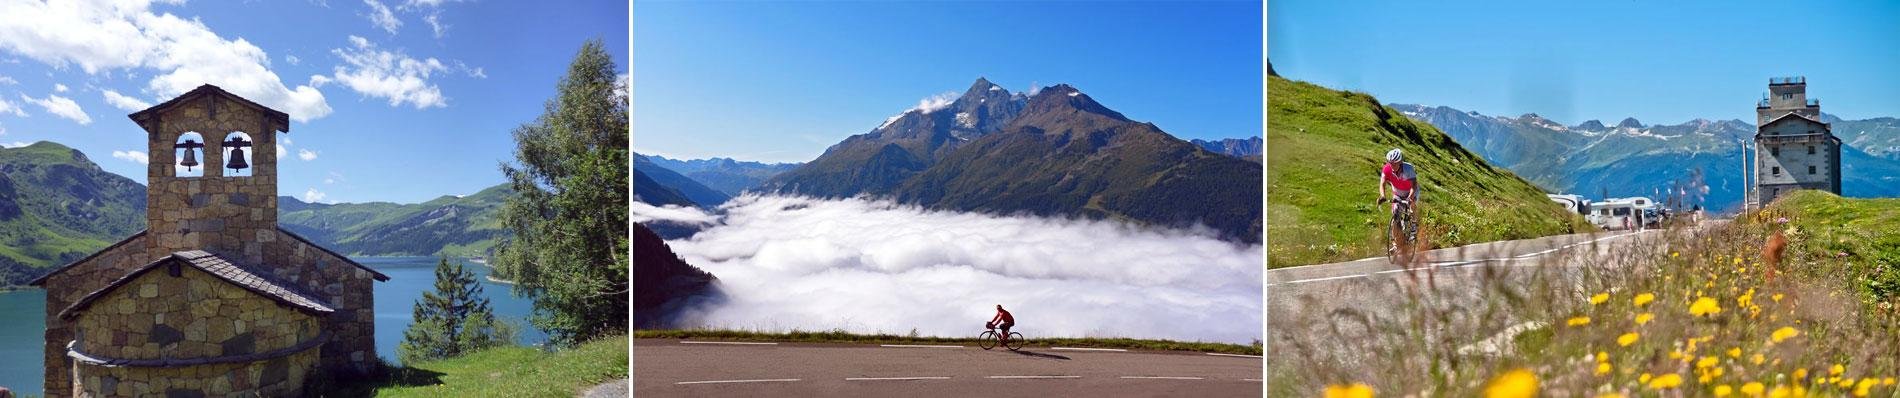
[28,85,387,397]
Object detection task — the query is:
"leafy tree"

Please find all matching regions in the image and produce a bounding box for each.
[397,256,516,364]
[492,39,630,347]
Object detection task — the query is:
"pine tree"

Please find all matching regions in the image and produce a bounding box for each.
[397,256,517,364]
[492,38,631,347]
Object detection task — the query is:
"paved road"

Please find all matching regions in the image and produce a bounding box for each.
[632,339,1262,397]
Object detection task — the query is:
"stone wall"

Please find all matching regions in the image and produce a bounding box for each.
[70,265,321,397]
[267,230,380,375]
[42,234,150,397]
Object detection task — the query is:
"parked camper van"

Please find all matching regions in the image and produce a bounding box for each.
[1547,194,1591,216]
[1589,197,1656,231]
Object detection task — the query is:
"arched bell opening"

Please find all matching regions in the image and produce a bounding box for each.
[173,132,206,178]
[222,132,255,177]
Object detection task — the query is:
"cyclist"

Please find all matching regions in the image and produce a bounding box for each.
[987,305,1015,344]
[1378,148,1420,224]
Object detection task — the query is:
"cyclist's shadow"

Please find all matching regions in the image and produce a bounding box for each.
[1008,350,1072,361]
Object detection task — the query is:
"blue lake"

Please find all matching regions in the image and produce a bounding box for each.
[0,257,545,396]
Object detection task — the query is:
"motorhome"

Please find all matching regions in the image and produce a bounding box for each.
[1590,197,1657,230]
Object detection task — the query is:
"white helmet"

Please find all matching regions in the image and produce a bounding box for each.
[1385,148,1404,163]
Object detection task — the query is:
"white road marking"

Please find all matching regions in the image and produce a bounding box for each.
[846,377,952,381]
[1204,352,1262,358]
[675,378,801,385]
[1051,347,1128,352]
[1119,376,1205,380]
[679,341,778,345]
[879,344,963,348]
[987,375,1082,379]
[1269,230,1658,286]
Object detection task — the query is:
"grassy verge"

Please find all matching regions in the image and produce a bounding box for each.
[1267,75,1589,268]
[635,328,1262,356]
[330,335,627,397]
[1273,190,1900,396]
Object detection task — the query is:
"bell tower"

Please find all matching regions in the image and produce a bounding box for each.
[128,85,288,265]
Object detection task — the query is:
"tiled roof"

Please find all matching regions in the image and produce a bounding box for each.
[59,250,336,320]
[126,84,290,132]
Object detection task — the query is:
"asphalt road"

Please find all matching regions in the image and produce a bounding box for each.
[632,339,1262,397]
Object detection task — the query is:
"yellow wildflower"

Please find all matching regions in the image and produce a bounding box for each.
[1772,293,1784,303]
[1618,332,1640,347]
[1597,394,1625,398]
[1690,297,1723,316]
[1884,377,1896,386]
[1567,316,1591,326]
[1855,378,1877,397]
[1591,292,1610,305]
[1484,369,1538,398]
[1714,384,1733,397]
[1795,368,1808,379]
[1833,364,1846,376]
[1648,373,1684,389]
[1697,356,1720,368]
[1771,326,1800,343]
[1838,378,1855,388]
[1636,313,1655,325]
[1727,347,1742,359]
[1634,293,1655,307]
[1751,353,1765,365]
[1324,383,1375,398]
[1641,373,1653,383]
[1596,361,1612,375]
[1741,382,1765,396]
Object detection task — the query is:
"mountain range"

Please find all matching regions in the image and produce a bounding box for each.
[0,141,512,287]
[633,154,730,207]
[1191,137,1263,162]
[641,155,800,196]
[1389,104,1900,210]
[756,78,1263,243]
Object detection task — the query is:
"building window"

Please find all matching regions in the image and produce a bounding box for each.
[1809,165,1817,174]
[1808,145,1815,154]
[1771,147,1779,156]
[1772,166,1781,175]
[1781,93,1793,99]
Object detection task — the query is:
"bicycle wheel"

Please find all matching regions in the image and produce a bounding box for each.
[1004,332,1025,351]
[978,331,998,350]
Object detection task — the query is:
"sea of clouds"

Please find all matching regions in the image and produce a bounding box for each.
[637,194,1262,344]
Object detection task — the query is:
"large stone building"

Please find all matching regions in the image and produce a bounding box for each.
[1753,76,1842,205]
[28,85,387,397]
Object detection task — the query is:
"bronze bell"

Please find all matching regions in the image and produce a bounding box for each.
[174,139,203,171]
[226,146,250,171]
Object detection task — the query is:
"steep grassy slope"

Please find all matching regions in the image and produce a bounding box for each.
[1267,76,1588,267]
[0,142,146,286]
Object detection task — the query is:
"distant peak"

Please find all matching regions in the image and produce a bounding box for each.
[1575,120,1607,130]
[1617,117,1643,128]
[967,77,1002,94]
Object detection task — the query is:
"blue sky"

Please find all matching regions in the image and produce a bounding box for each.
[0,0,627,204]
[633,1,1263,164]
[1270,1,1900,125]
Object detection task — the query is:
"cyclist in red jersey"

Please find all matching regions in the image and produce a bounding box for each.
[988,305,1015,344]
[1378,148,1419,222]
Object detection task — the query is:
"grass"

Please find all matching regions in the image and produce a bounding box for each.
[635,328,1262,356]
[329,335,627,397]
[1267,75,1590,268]
[1272,190,1900,396]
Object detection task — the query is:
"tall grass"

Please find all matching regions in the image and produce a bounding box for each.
[1273,193,1900,396]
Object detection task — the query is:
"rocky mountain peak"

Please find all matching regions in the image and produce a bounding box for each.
[1616,117,1644,129]
[1576,119,1607,130]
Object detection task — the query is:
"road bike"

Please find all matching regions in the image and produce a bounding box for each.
[978,323,1025,351]
[1382,196,1419,265]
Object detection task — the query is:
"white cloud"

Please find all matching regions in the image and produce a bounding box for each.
[284,54,300,65]
[650,195,1263,344]
[0,0,332,121]
[111,150,149,164]
[422,12,446,38]
[876,91,960,130]
[362,0,401,34]
[302,187,327,202]
[102,89,152,111]
[0,97,25,116]
[322,171,343,184]
[0,75,16,85]
[311,36,448,109]
[275,143,286,157]
[21,94,90,125]
[53,83,67,92]
[297,148,317,161]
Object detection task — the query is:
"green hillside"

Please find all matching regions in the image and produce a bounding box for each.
[278,184,513,258]
[1267,76,1588,267]
[0,141,146,286]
